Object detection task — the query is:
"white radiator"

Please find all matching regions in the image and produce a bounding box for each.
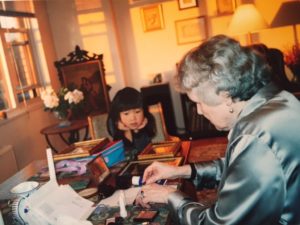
[0,145,18,183]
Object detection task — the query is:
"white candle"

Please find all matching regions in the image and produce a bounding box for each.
[46,148,57,182]
[119,190,127,218]
[0,209,5,225]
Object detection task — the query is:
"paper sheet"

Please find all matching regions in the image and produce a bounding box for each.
[26,182,95,224]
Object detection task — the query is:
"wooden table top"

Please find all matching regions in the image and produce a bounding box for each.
[40,119,88,135]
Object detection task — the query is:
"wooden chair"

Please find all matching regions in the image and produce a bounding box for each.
[149,103,180,142]
[0,145,18,183]
[87,113,110,140]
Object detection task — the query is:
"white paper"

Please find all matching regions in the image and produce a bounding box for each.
[98,187,141,207]
[26,182,95,225]
[0,209,4,225]
[46,148,57,183]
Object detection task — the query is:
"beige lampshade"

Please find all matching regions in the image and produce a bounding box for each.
[228,4,268,35]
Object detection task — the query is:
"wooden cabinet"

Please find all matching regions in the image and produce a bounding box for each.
[140,83,177,136]
[180,94,227,139]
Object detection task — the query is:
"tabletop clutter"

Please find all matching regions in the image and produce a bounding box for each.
[3,138,183,225]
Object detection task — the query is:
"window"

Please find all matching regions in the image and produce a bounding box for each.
[0,14,46,111]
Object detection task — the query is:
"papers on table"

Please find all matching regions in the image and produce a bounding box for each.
[21,182,95,225]
[19,149,95,225]
[24,181,95,225]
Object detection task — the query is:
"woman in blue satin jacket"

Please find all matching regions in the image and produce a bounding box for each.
[138,35,300,225]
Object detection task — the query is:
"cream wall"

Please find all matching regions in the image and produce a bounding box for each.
[45,0,126,99]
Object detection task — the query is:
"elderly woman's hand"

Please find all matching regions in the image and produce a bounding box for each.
[135,183,176,208]
[143,162,193,184]
[142,161,178,184]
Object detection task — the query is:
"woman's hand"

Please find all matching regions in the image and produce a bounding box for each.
[143,162,192,184]
[135,183,176,208]
[142,161,178,184]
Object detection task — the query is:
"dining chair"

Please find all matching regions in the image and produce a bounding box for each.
[149,102,180,143]
[0,145,18,183]
[88,113,111,140]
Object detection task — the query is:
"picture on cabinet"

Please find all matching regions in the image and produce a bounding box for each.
[175,16,207,45]
[178,0,198,10]
[216,0,235,15]
[140,4,164,32]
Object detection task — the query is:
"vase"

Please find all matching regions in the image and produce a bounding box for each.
[53,111,72,127]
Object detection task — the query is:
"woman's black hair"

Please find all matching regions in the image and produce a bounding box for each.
[106,87,156,138]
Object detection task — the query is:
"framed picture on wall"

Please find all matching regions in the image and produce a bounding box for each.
[55,46,111,117]
[140,4,164,32]
[178,0,198,10]
[175,16,207,45]
[216,0,235,15]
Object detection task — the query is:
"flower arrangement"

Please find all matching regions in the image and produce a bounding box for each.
[41,87,84,120]
[284,45,300,79]
[285,45,300,65]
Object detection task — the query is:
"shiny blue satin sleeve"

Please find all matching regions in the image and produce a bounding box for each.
[168,135,285,225]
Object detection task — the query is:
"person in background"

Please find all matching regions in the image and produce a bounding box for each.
[107,87,156,159]
[137,35,300,225]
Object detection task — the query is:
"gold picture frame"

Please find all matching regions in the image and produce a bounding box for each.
[216,0,235,15]
[87,155,110,184]
[140,4,164,32]
[178,0,198,10]
[137,141,181,160]
[54,138,109,161]
[175,16,207,45]
[55,46,111,118]
[118,157,184,177]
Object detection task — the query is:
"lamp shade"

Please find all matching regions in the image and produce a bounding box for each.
[228,4,268,35]
[271,1,300,27]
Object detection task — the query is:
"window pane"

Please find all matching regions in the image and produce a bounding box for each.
[0,14,45,109]
[0,72,9,110]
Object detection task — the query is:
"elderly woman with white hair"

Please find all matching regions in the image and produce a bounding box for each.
[137,35,300,225]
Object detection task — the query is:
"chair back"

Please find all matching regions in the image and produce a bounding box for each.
[149,103,173,142]
[88,113,110,140]
[0,145,18,183]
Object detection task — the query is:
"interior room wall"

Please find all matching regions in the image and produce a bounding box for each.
[0,105,61,170]
[45,0,126,99]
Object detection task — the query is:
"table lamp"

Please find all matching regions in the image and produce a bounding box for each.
[227,4,268,44]
[271,1,300,48]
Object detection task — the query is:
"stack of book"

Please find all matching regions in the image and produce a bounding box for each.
[53,138,110,161]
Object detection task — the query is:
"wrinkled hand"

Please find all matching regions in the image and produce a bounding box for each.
[135,184,176,208]
[142,161,179,184]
